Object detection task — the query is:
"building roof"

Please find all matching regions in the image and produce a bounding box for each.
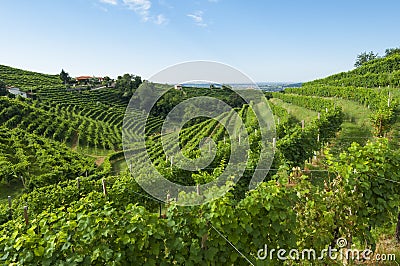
[76,76,93,80]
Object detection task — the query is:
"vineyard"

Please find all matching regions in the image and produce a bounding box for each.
[0,55,400,265]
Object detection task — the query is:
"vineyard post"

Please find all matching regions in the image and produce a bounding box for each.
[325,108,328,113]
[21,176,26,189]
[318,113,321,120]
[85,171,88,178]
[170,156,174,167]
[396,212,400,243]
[8,196,12,210]
[317,134,320,142]
[166,193,170,207]
[388,91,391,107]
[238,134,241,144]
[77,178,80,190]
[24,206,29,225]
[102,179,107,196]
[301,120,305,130]
[277,118,280,125]
[197,184,200,196]
[272,138,276,149]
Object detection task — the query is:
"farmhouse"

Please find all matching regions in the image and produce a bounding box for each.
[76,76,104,84]
[174,84,183,90]
[7,87,27,98]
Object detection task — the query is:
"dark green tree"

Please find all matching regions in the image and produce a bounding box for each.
[115,73,142,98]
[385,47,400,57]
[0,80,6,96]
[60,69,71,85]
[354,51,378,67]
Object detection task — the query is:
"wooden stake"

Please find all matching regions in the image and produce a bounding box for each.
[8,196,11,209]
[24,206,29,225]
[301,120,305,130]
[272,138,276,149]
[102,179,107,196]
[325,108,328,113]
[318,113,321,120]
[77,178,80,190]
[277,118,280,125]
[21,176,26,188]
[197,184,200,196]
[317,134,320,142]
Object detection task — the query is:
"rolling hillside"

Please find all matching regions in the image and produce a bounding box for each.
[0,65,63,91]
[0,61,399,265]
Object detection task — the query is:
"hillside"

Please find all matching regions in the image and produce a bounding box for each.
[304,53,400,88]
[0,65,63,91]
[0,63,399,265]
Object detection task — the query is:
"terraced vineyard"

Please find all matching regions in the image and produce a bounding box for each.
[1,55,400,265]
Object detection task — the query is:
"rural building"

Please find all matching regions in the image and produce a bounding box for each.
[174,84,183,90]
[76,76,104,84]
[7,87,27,98]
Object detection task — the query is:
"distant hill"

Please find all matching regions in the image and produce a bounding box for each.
[0,65,63,91]
[303,54,400,88]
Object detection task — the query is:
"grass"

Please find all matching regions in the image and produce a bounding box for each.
[76,145,114,156]
[269,98,318,124]
[112,159,128,174]
[326,98,373,155]
[0,179,24,204]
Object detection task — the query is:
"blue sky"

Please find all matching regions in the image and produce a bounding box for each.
[0,0,399,82]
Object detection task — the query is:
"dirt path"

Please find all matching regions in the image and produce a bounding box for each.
[95,156,106,167]
[71,132,79,151]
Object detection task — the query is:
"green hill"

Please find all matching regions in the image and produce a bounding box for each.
[304,53,400,88]
[0,64,63,91]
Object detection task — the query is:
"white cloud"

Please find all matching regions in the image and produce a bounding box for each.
[100,0,118,5]
[187,11,207,27]
[123,0,152,21]
[155,14,168,25]
[99,0,167,25]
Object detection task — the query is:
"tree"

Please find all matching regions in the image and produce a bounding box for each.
[354,51,378,68]
[60,69,71,85]
[0,80,6,96]
[385,47,400,57]
[115,73,142,98]
[103,76,112,87]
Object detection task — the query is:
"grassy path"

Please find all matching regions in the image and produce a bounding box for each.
[269,98,318,124]
[326,98,373,155]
